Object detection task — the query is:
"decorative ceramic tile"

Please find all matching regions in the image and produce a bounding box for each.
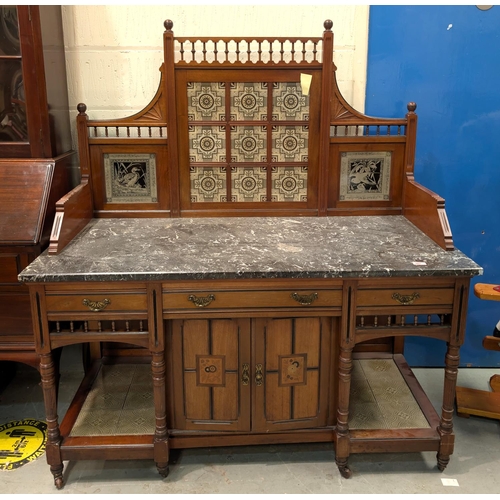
[230,82,267,121]
[189,125,226,162]
[70,364,155,437]
[271,126,308,162]
[272,82,309,121]
[81,387,128,411]
[359,358,401,376]
[92,364,135,389]
[378,401,430,429]
[231,126,267,162]
[70,409,121,436]
[349,402,388,430]
[367,377,417,403]
[190,166,227,202]
[231,166,267,202]
[122,384,154,410]
[271,166,308,202]
[131,364,153,385]
[347,358,431,430]
[339,151,392,201]
[104,153,158,204]
[187,82,225,121]
[115,409,155,435]
[279,354,307,386]
[350,360,365,381]
[349,378,377,404]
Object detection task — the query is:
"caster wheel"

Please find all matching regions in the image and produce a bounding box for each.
[338,465,352,479]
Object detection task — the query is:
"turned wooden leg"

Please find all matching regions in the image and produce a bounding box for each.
[335,345,353,479]
[40,352,64,489]
[437,343,459,472]
[152,351,169,478]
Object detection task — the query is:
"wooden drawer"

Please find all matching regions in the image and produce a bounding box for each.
[357,287,455,308]
[163,289,342,311]
[45,289,148,317]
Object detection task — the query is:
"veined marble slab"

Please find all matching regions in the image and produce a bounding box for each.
[19,216,482,282]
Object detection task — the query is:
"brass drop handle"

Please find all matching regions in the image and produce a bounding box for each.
[291,292,318,306]
[392,292,420,305]
[241,363,250,385]
[82,298,111,312]
[255,364,263,386]
[188,294,215,308]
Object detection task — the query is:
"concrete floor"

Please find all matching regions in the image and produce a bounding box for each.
[1,345,499,495]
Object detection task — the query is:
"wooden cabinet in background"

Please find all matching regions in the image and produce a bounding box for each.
[0,5,74,370]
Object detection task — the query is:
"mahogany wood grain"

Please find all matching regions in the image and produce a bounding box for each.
[403,174,454,250]
[318,21,334,215]
[0,160,55,244]
[163,289,342,311]
[22,20,476,484]
[48,179,93,255]
[168,429,334,449]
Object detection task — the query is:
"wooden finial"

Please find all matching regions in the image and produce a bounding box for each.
[164,19,173,32]
[324,20,333,31]
[407,102,417,113]
[77,103,87,114]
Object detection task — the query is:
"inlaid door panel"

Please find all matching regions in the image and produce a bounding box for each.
[170,318,251,431]
[253,317,333,432]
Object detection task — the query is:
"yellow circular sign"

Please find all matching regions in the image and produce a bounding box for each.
[0,419,47,470]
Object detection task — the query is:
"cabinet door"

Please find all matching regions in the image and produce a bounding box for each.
[170,318,251,432]
[253,317,333,432]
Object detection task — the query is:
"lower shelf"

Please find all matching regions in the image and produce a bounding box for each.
[58,353,444,461]
[59,361,157,462]
[69,363,155,437]
[347,354,443,455]
[349,357,430,430]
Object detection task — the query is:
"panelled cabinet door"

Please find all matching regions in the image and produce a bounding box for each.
[170,318,251,432]
[252,317,333,432]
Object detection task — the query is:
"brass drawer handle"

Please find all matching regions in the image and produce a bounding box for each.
[188,294,215,308]
[241,363,250,385]
[82,298,111,312]
[255,364,263,386]
[291,292,318,306]
[392,292,420,305]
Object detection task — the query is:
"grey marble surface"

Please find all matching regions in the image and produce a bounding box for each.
[18,216,482,283]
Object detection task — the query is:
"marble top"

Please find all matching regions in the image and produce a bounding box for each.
[18,216,482,283]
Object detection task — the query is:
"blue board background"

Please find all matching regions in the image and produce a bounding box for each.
[365,6,500,366]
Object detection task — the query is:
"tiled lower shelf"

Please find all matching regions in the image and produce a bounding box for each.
[69,364,155,437]
[349,358,430,430]
[68,358,429,437]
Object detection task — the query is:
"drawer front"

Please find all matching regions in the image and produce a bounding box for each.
[163,289,342,311]
[45,292,147,315]
[357,287,455,308]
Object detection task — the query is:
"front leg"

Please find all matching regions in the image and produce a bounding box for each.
[335,345,354,479]
[151,351,169,478]
[39,352,64,488]
[437,343,459,471]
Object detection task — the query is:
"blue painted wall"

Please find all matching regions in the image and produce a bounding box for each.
[365,6,500,367]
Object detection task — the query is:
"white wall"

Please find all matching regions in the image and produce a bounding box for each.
[61,5,369,153]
